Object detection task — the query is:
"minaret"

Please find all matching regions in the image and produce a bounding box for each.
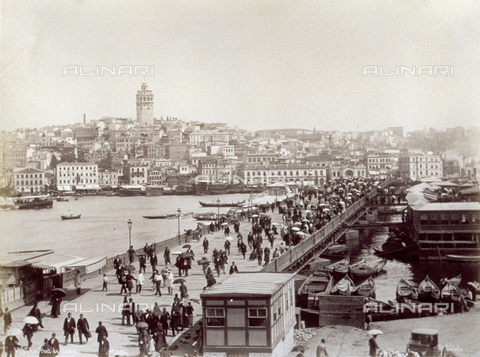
[136,83,154,125]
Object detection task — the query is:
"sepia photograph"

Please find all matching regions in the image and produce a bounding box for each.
[0,1,479,356]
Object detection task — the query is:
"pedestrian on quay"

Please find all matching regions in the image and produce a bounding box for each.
[150,252,158,273]
[102,274,108,291]
[154,271,163,296]
[160,309,170,336]
[39,338,54,357]
[121,296,130,325]
[164,247,171,265]
[167,269,174,295]
[127,245,136,264]
[139,255,147,273]
[63,312,76,345]
[48,333,60,355]
[95,322,108,348]
[229,261,238,274]
[5,334,19,357]
[179,282,188,300]
[126,271,137,296]
[4,307,12,334]
[203,237,209,253]
[136,271,145,294]
[22,323,34,350]
[224,240,231,255]
[369,334,380,357]
[28,302,44,330]
[77,313,90,344]
[119,272,128,295]
[98,336,109,357]
[316,338,329,357]
[240,241,247,259]
[74,270,84,295]
[185,302,194,328]
[128,298,136,326]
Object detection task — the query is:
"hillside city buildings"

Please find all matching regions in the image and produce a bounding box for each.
[1,83,478,195]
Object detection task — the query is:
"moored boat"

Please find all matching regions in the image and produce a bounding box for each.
[119,185,146,196]
[323,257,366,280]
[445,254,480,263]
[56,197,69,202]
[297,271,334,309]
[199,200,245,207]
[321,244,348,260]
[349,259,387,281]
[441,281,462,302]
[61,214,81,220]
[374,243,417,260]
[330,275,357,296]
[193,212,218,221]
[396,279,419,303]
[143,214,175,219]
[418,275,441,301]
[12,195,54,209]
[356,277,376,298]
[440,274,461,286]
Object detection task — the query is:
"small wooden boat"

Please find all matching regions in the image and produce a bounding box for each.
[441,281,462,302]
[356,277,376,298]
[396,279,419,302]
[61,214,81,220]
[199,200,245,207]
[349,259,387,280]
[297,271,334,309]
[330,275,357,296]
[440,274,461,287]
[445,254,480,263]
[418,275,441,301]
[374,243,417,260]
[56,197,69,202]
[320,244,348,260]
[323,257,365,280]
[143,214,175,219]
[193,212,217,221]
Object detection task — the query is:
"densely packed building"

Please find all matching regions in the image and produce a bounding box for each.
[1,83,478,195]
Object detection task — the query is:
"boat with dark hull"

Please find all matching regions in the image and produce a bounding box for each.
[445,254,480,263]
[13,196,54,209]
[349,259,387,281]
[396,279,419,303]
[297,271,334,309]
[193,212,218,221]
[355,277,376,298]
[199,200,245,208]
[143,214,175,219]
[323,257,366,280]
[119,186,146,196]
[61,214,81,220]
[418,275,441,302]
[330,275,357,296]
[374,243,417,260]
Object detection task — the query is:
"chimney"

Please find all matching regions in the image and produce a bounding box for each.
[83,113,86,125]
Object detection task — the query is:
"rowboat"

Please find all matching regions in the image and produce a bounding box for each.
[445,254,480,263]
[330,275,357,296]
[374,243,417,260]
[323,257,365,280]
[193,212,217,221]
[143,214,175,219]
[320,244,348,260]
[297,271,334,309]
[356,277,376,298]
[349,259,387,280]
[418,275,441,301]
[440,274,461,287]
[61,214,81,220]
[396,279,418,302]
[441,281,462,302]
[199,200,245,207]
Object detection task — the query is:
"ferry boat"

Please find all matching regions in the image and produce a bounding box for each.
[199,200,245,208]
[12,195,54,209]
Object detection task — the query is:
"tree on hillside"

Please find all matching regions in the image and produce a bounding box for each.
[50,154,58,169]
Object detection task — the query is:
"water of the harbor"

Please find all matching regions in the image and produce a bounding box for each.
[1,198,478,303]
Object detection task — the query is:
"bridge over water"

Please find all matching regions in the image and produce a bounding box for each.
[261,179,398,273]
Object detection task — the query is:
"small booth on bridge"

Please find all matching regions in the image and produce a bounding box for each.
[200,272,296,357]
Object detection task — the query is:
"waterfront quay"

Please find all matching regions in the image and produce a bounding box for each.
[2,206,289,357]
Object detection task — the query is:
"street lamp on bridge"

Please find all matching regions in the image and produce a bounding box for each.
[127,219,133,248]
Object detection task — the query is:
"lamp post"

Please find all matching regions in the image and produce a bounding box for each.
[177,208,182,244]
[216,198,221,217]
[127,219,133,248]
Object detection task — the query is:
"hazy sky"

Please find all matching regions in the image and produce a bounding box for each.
[1,0,479,132]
